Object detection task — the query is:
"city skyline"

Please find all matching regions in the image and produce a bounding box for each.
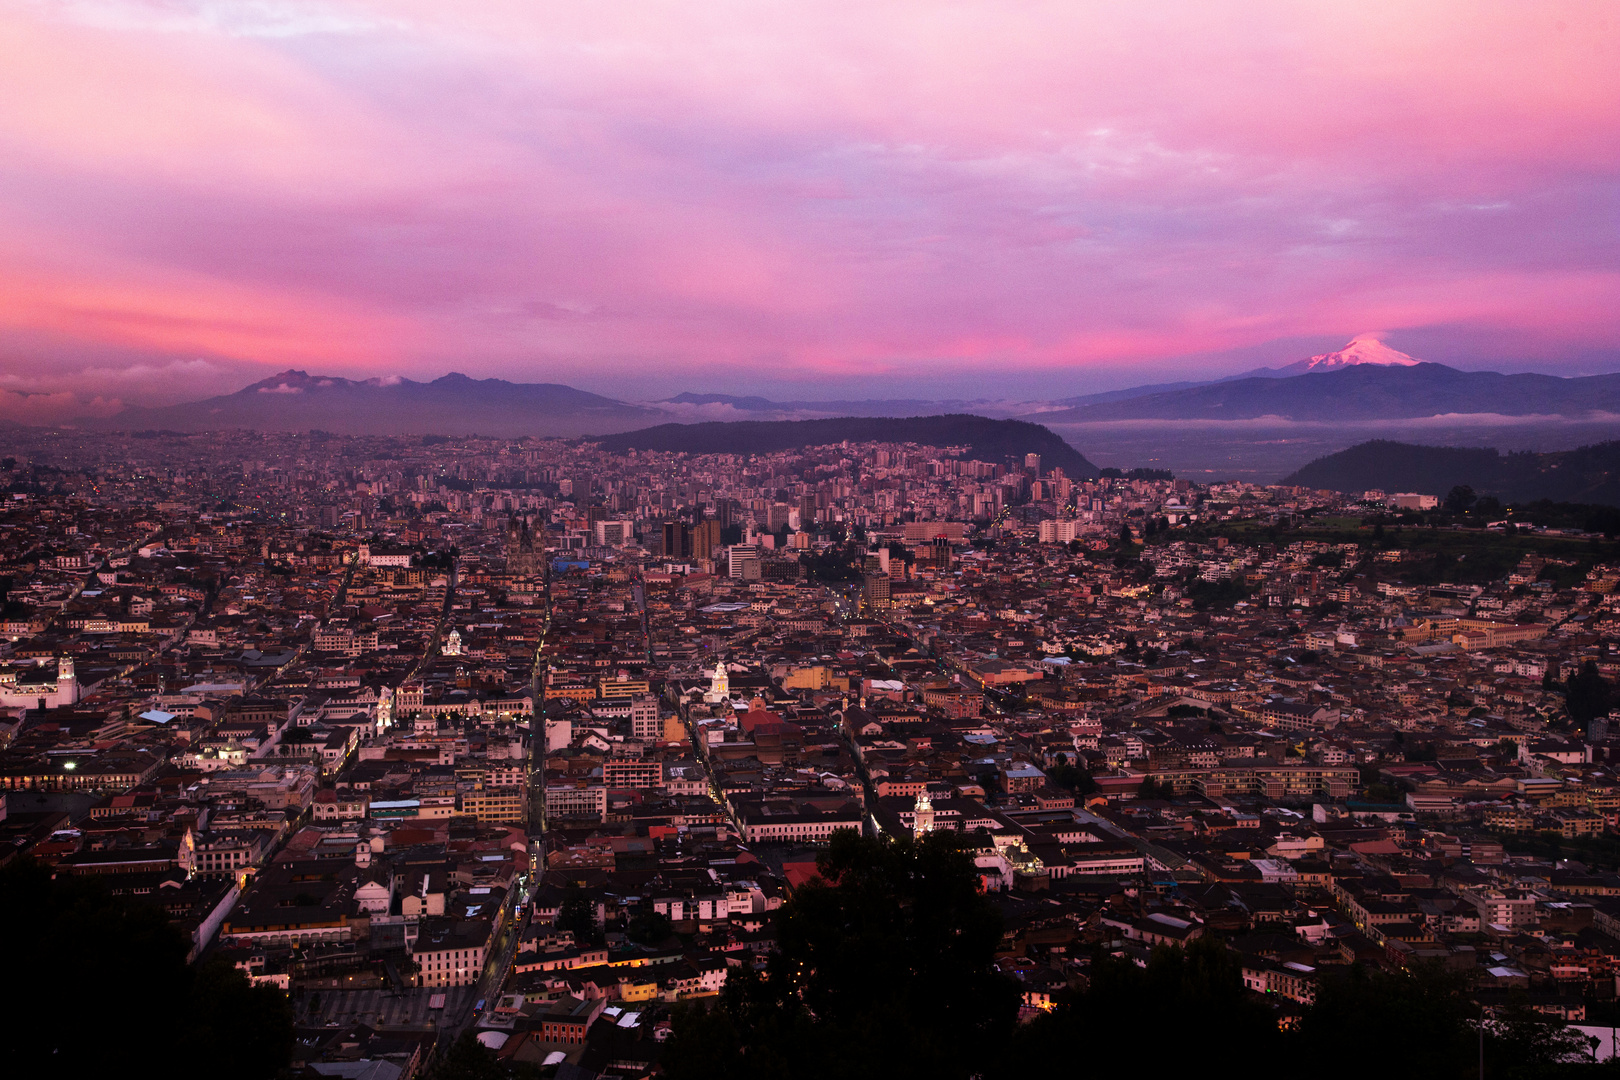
[1,1,1617,419]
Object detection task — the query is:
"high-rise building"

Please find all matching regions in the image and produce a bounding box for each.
[593,519,635,547]
[862,572,891,607]
[728,547,761,580]
[692,518,723,560]
[630,695,662,740]
[1025,453,1041,472]
[662,521,692,560]
[1038,519,1080,544]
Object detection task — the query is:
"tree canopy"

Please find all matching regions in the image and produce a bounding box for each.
[662,830,1018,1080]
[0,858,293,1079]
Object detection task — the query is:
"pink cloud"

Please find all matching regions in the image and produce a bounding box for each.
[0,0,1614,400]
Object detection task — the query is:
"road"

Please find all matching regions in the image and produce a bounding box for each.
[403,560,458,684]
[440,885,526,1043]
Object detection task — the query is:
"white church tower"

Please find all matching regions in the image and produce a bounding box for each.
[56,655,78,706]
[912,790,936,839]
[703,659,729,704]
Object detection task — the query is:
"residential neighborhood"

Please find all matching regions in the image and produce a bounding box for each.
[4,426,1620,1076]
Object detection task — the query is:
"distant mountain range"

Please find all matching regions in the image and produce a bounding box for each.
[1039,335,1422,408]
[64,336,1620,437]
[596,415,1099,477]
[1029,363,1620,423]
[95,369,664,438]
[1283,439,1620,506]
[29,335,1617,490]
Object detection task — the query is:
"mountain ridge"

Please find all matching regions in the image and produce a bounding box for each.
[1029,363,1620,424]
[658,392,999,417]
[93,369,666,437]
[1283,439,1620,507]
[594,414,1099,477]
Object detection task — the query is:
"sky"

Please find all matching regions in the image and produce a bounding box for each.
[0,0,1617,419]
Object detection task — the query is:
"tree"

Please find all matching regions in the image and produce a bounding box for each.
[662,831,1018,1080]
[557,890,604,948]
[1291,962,1475,1080]
[626,907,675,945]
[1047,757,1097,796]
[180,958,295,1078]
[1484,1001,1591,1074]
[1566,659,1612,727]
[1011,937,1280,1073]
[0,859,292,1079]
[1444,485,1478,515]
[426,1031,505,1080]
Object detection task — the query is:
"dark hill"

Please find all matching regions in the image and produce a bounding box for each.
[1032,363,1620,422]
[94,369,665,437]
[662,392,998,416]
[596,414,1098,477]
[1283,439,1620,507]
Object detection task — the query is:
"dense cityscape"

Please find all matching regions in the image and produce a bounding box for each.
[2,426,1618,1076]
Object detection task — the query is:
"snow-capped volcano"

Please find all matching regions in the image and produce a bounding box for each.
[1282,334,1421,374]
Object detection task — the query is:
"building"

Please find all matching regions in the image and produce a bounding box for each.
[179,827,272,880]
[728,547,761,580]
[1466,888,1539,930]
[599,672,652,700]
[1038,520,1081,544]
[541,997,607,1045]
[1389,493,1438,510]
[662,521,692,560]
[505,516,540,577]
[604,758,663,789]
[413,916,494,988]
[312,788,369,821]
[545,784,608,822]
[0,656,78,709]
[1,747,163,791]
[358,544,414,567]
[593,519,636,547]
[692,518,723,560]
[458,787,526,823]
[629,695,662,740]
[862,572,891,607]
